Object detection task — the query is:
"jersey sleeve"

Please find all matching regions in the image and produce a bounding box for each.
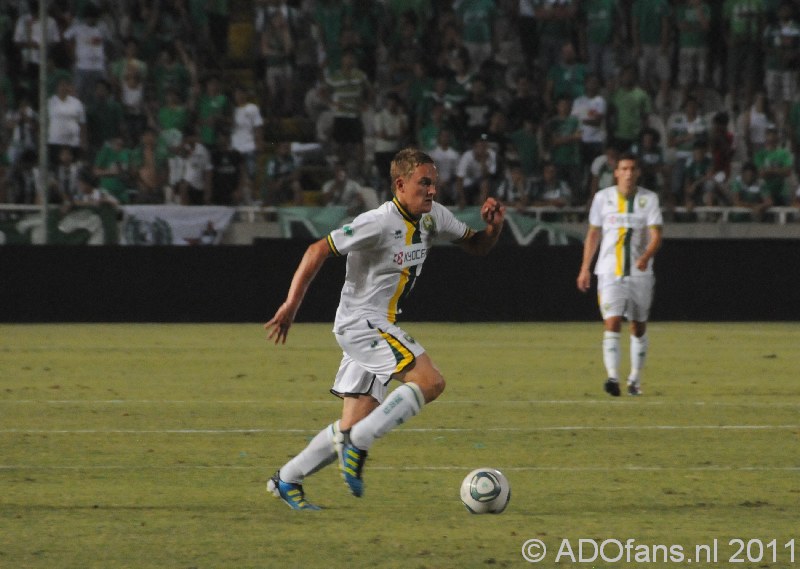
[588,190,604,227]
[433,203,474,242]
[646,191,664,226]
[326,211,382,256]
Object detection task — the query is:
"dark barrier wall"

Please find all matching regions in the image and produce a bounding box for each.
[1,239,799,322]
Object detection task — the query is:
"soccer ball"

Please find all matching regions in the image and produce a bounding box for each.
[459,468,511,514]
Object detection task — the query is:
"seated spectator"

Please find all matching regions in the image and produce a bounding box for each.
[708,111,734,184]
[93,135,132,204]
[529,160,573,208]
[72,169,119,208]
[492,160,531,211]
[263,141,304,206]
[753,125,794,206]
[455,133,498,208]
[52,145,83,205]
[321,162,365,217]
[176,130,213,206]
[157,87,191,148]
[666,95,708,205]
[683,140,727,212]
[730,161,772,221]
[129,128,168,204]
[6,149,41,204]
[631,127,666,197]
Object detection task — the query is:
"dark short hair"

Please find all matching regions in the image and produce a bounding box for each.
[616,151,639,165]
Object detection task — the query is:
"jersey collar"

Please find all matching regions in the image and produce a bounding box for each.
[392,197,419,224]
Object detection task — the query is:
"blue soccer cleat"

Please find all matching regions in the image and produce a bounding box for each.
[333,424,368,497]
[267,471,321,511]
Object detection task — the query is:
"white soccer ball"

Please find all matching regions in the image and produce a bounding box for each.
[460,467,511,514]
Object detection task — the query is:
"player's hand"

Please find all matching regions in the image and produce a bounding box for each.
[264,302,297,345]
[480,197,506,228]
[577,268,592,292]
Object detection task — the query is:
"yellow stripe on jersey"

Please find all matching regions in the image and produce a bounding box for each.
[326,233,341,256]
[615,194,627,277]
[378,328,415,375]
[386,218,417,323]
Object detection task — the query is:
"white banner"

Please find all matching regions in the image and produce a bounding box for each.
[120,205,236,245]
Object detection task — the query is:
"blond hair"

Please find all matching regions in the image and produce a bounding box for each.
[390,148,434,184]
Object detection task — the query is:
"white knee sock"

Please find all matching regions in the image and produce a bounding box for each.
[350,383,424,451]
[628,334,649,383]
[603,331,621,380]
[279,422,337,483]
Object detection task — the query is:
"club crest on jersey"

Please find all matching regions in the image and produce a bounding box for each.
[393,229,403,239]
[638,197,647,208]
[421,214,436,235]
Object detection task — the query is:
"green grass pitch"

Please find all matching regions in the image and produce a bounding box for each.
[1,322,799,569]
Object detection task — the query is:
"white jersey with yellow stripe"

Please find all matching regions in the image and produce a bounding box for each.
[588,186,663,277]
[327,197,473,332]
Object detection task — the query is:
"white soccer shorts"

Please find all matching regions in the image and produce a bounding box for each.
[597,274,655,322]
[330,319,425,403]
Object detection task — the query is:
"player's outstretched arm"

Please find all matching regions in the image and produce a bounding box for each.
[264,238,331,344]
[459,197,506,256]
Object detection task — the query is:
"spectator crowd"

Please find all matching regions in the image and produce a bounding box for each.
[1,0,800,221]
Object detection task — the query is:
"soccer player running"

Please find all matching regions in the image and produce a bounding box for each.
[264,148,506,509]
[577,152,663,397]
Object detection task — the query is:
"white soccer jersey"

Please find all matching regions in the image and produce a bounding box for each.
[327,198,473,331]
[589,186,663,277]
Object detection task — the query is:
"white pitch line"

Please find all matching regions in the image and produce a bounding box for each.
[0,464,798,472]
[0,425,798,434]
[2,399,799,408]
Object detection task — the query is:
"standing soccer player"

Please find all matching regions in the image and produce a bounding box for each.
[264,148,505,509]
[577,153,663,396]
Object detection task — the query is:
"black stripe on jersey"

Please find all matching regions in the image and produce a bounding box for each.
[623,194,634,276]
[326,233,341,256]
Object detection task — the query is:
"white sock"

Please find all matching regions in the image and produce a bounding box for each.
[628,334,649,384]
[603,331,621,380]
[279,422,337,483]
[350,383,424,451]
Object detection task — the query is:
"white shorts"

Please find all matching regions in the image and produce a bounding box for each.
[330,319,425,403]
[597,274,655,322]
